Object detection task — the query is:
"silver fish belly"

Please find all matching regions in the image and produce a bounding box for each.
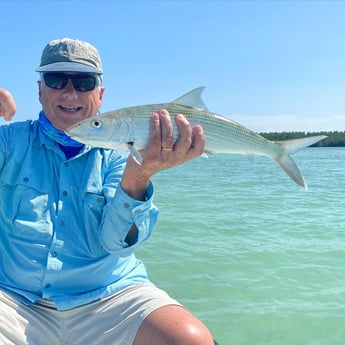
[66,87,326,189]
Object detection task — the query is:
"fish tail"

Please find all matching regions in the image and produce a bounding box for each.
[275,154,307,189]
[274,135,327,189]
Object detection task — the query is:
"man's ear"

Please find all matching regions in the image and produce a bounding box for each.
[99,87,105,101]
[38,81,42,100]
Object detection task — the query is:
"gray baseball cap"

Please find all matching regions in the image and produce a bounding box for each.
[36,38,103,74]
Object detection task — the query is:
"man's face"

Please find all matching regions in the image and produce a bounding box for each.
[38,73,105,131]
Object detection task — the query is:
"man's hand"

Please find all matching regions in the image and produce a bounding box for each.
[121,109,205,201]
[0,89,16,121]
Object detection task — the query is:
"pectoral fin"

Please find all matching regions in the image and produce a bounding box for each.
[127,142,143,165]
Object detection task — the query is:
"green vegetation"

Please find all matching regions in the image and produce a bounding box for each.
[260,131,345,147]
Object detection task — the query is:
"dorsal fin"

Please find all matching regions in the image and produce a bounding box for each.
[172,86,208,111]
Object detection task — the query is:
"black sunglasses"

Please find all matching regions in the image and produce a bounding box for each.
[43,73,100,92]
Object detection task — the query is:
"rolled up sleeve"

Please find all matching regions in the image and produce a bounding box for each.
[99,181,159,256]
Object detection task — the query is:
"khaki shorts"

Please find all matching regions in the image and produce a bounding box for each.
[0,283,181,345]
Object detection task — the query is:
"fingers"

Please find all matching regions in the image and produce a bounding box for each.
[2,111,15,122]
[147,112,162,156]
[159,110,175,150]
[0,104,14,121]
[146,109,204,166]
[123,110,205,197]
[174,113,205,160]
[0,89,16,121]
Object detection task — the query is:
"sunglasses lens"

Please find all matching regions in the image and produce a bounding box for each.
[72,76,97,92]
[43,74,98,92]
[44,74,68,89]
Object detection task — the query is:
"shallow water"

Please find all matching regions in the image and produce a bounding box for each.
[137,148,345,345]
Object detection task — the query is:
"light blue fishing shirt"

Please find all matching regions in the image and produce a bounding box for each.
[0,120,159,310]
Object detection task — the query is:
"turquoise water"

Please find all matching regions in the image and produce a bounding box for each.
[137,147,345,345]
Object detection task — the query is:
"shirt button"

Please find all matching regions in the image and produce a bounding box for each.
[124,203,130,209]
[51,252,57,257]
[60,220,65,226]
[23,177,29,182]
[97,197,103,203]
[45,283,51,289]
[64,162,69,167]
[62,191,68,196]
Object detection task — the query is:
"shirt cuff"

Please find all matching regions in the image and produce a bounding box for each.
[100,181,158,255]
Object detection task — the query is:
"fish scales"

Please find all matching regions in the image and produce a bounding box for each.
[66,87,327,189]
[122,102,277,157]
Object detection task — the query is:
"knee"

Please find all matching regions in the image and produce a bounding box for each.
[182,321,215,345]
[159,308,215,345]
[134,305,215,345]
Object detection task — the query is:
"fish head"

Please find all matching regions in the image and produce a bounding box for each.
[65,113,130,150]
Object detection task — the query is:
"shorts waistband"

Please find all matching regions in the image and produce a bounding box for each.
[35,299,57,310]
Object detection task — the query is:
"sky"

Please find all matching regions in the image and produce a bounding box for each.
[1,0,345,132]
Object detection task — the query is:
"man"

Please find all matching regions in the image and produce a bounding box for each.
[0,38,216,344]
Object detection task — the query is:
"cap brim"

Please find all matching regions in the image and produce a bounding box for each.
[35,61,102,74]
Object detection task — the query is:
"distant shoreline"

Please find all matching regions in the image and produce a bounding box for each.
[260,131,344,147]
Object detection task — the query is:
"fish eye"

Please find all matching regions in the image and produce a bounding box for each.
[91,119,103,129]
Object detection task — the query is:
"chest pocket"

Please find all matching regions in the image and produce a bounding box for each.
[0,159,53,242]
[80,150,107,226]
[82,188,106,229]
[77,181,106,256]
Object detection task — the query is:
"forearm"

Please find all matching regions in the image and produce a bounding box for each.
[100,110,204,255]
[120,155,152,201]
[100,182,158,257]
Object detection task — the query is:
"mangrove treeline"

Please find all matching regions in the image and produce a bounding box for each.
[260,131,345,147]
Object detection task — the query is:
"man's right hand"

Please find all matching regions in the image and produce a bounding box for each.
[0,88,16,121]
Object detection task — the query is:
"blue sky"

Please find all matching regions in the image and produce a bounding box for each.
[1,0,345,132]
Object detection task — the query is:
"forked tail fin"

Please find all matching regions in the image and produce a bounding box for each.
[274,135,327,189]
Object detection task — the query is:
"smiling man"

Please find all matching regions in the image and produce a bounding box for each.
[0,38,216,345]
[38,72,104,129]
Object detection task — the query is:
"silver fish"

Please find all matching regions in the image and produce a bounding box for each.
[66,87,326,189]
